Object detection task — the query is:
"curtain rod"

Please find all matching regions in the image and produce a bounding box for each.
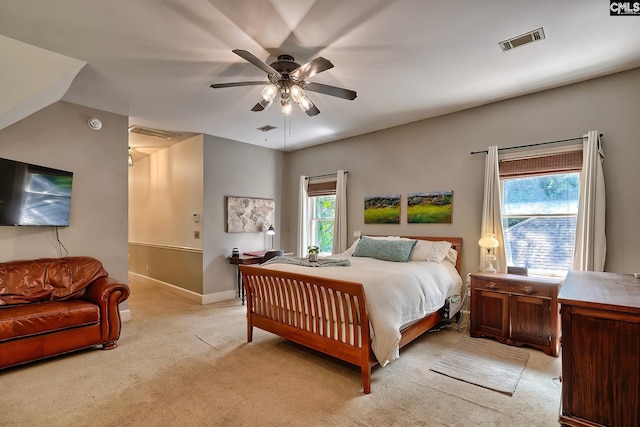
[305,171,348,180]
[470,133,603,155]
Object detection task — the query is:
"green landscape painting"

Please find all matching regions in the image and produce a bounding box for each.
[407,191,453,223]
[364,194,400,224]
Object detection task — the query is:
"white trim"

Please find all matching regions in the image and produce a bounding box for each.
[119,309,131,323]
[128,272,236,305]
[127,241,203,254]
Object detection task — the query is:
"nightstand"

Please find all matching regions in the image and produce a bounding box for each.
[469,272,562,357]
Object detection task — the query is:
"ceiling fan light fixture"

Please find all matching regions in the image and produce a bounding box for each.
[290,84,304,103]
[281,100,293,116]
[299,95,313,112]
[262,84,278,102]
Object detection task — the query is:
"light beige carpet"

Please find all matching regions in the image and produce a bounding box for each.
[430,336,530,395]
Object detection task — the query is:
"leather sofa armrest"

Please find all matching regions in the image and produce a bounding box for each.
[84,277,130,348]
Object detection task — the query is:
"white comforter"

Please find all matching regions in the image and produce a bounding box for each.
[260,255,462,366]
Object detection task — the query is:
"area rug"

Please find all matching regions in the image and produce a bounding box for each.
[430,336,529,395]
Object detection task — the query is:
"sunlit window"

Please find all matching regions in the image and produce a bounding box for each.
[502,172,580,277]
[308,195,335,255]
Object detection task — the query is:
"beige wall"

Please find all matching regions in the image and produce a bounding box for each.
[202,134,284,296]
[283,67,640,277]
[128,135,204,248]
[0,101,129,284]
[127,135,204,293]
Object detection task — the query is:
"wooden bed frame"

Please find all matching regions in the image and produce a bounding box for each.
[239,236,463,394]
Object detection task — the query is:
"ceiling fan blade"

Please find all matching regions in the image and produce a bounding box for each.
[251,98,272,112]
[210,81,266,89]
[304,102,320,117]
[289,57,334,81]
[304,82,357,100]
[232,49,281,78]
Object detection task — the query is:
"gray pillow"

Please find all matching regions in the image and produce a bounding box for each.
[353,237,417,262]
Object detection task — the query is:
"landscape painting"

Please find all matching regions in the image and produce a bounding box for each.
[407,191,453,224]
[364,194,401,224]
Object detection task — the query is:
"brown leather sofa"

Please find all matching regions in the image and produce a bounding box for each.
[0,256,130,369]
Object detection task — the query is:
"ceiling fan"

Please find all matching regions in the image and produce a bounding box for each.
[210,49,357,117]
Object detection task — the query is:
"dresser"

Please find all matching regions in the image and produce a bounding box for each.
[470,272,562,356]
[558,270,640,427]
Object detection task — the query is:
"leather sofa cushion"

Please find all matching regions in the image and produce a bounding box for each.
[0,300,99,343]
[0,257,108,305]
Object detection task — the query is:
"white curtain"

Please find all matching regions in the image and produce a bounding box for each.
[332,170,348,254]
[481,146,507,273]
[573,131,606,271]
[297,175,309,257]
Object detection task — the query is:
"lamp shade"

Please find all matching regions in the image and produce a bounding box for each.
[478,233,499,249]
[266,225,275,235]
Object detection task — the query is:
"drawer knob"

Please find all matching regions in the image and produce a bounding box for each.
[486,281,499,290]
[522,286,537,294]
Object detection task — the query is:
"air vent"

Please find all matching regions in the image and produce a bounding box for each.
[499,27,545,52]
[257,125,277,132]
[128,125,182,140]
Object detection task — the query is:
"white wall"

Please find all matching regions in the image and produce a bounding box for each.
[0,101,129,283]
[283,67,640,277]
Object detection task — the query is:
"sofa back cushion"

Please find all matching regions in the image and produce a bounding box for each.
[0,257,108,306]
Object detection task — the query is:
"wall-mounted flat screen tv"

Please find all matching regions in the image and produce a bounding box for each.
[0,157,73,226]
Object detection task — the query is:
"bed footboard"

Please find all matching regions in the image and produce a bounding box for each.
[239,265,373,393]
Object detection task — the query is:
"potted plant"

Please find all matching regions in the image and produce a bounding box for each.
[307,245,320,262]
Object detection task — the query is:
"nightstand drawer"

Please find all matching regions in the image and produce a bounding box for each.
[473,278,553,298]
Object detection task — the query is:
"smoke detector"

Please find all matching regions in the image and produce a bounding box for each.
[499,27,545,52]
[88,117,102,130]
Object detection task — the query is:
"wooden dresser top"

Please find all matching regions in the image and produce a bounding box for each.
[558,270,640,314]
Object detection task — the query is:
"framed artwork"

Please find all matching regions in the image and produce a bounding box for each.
[226,196,275,233]
[364,194,400,224]
[407,191,453,224]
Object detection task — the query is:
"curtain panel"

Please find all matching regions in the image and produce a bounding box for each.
[573,131,606,271]
[481,146,507,273]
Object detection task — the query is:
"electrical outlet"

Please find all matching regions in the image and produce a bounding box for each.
[194,231,200,239]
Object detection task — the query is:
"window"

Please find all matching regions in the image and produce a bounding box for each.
[500,149,582,277]
[306,178,337,255]
[308,195,335,255]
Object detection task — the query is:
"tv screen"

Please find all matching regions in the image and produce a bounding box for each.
[0,157,73,226]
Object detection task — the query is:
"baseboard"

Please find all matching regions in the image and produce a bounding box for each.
[127,272,236,305]
[120,309,131,323]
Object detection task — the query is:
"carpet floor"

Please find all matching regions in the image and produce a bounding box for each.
[1,277,563,426]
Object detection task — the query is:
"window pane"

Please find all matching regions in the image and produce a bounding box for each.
[309,195,336,254]
[314,196,336,219]
[502,172,580,274]
[313,220,334,253]
[503,173,579,215]
[503,216,576,271]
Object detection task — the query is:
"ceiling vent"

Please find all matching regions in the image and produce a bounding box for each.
[128,125,182,140]
[499,27,545,52]
[257,125,277,132]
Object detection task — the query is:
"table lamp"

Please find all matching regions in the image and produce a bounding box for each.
[266,225,275,250]
[478,233,500,273]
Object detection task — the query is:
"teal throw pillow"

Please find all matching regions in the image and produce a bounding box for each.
[353,237,417,262]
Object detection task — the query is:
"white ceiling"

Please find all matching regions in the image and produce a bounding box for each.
[1,1,640,152]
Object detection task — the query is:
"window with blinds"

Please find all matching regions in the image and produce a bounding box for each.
[500,149,582,276]
[307,178,336,254]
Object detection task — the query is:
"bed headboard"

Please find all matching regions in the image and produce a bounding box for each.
[403,236,463,272]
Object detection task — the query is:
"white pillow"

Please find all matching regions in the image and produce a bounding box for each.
[409,240,452,263]
[444,248,458,266]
